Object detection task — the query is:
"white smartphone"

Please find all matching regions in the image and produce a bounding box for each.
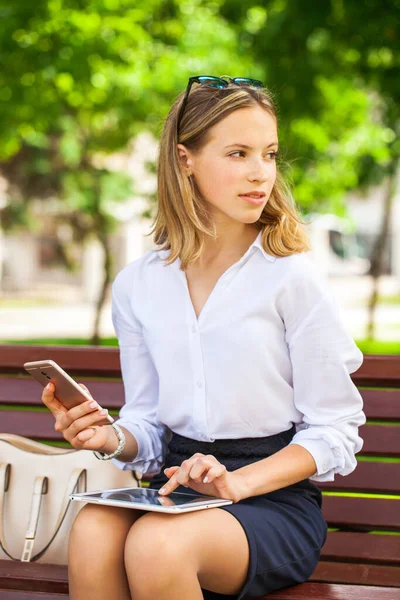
[24,359,114,426]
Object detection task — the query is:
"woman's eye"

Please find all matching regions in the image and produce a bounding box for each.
[229,151,278,160]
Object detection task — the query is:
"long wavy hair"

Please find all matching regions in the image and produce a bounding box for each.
[150,81,310,269]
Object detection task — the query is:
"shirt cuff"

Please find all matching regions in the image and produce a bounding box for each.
[111,420,147,472]
[289,437,345,482]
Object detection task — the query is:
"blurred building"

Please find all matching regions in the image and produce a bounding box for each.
[0,132,157,302]
[0,136,399,301]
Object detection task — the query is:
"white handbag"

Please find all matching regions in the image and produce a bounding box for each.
[0,433,142,565]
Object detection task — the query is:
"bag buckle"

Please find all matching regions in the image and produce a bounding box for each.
[21,538,35,562]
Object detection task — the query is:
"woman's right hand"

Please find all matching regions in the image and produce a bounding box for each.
[41,382,116,452]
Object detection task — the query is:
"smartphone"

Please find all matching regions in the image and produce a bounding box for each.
[23,359,114,426]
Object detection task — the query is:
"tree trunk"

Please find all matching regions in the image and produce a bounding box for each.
[90,228,113,346]
[366,158,399,340]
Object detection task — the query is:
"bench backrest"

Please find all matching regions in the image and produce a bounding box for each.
[1,345,399,536]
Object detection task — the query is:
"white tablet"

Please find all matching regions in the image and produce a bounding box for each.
[70,487,233,514]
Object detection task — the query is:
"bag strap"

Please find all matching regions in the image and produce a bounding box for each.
[0,434,74,456]
[29,467,87,562]
[0,463,14,560]
[0,463,87,562]
[21,476,49,561]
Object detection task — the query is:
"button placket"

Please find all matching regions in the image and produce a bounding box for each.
[190,322,207,434]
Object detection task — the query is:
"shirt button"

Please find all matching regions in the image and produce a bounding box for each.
[196,381,203,388]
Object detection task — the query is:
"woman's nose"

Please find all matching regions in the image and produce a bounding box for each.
[248,160,269,182]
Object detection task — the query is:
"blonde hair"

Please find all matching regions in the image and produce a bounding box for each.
[150,81,310,269]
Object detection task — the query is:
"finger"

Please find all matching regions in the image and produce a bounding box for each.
[160,459,199,494]
[159,467,186,494]
[188,456,218,483]
[41,382,68,416]
[75,427,98,443]
[59,399,104,429]
[163,466,179,478]
[56,403,110,438]
[203,464,227,484]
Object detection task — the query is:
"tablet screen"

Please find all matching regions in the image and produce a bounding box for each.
[83,487,217,508]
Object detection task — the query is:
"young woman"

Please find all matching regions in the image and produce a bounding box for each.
[42,75,366,600]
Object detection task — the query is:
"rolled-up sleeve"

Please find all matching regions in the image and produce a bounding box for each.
[111,269,171,475]
[280,258,366,482]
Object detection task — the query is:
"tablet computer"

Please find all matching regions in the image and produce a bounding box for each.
[70,487,233,514]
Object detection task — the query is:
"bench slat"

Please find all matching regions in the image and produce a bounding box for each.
[0,378,124,410]
[353,354,400,388]
[0,346,121,378]
[0,412,64,441]
[319,462,400,495]
[322,496,400,531]
[143,462,400,495]
[2,377,400,420]
[270,581,400,599]
[0,592,67,600]
[1,347,400,388]
[359,389,400,420]
[1,559,399,600]
[321,531,400,564]
[360,424,400,456]
[0,560,68,594]
[2,413,399,459]
[310,561,400,588]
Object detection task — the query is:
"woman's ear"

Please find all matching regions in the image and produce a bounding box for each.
[177,144,193,175]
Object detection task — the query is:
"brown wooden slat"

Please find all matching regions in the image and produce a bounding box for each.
[1,558,399,600]
[352,354,400,388]
[143,462,400,496]
[3,378,400,421]
[310,561,400,588]
[322,496,400,531]
[0,561,68,594]
[319,462,400,495]
[0,592,67,599]
[0,346,121,378]
[360,389,400,421]
[359,424,400,457]
[8,414,399,459]
[321,531,400,565]
[0,412,64,441]
[0,378,124,410]
[1,348,400,388]
[269,581,400,599]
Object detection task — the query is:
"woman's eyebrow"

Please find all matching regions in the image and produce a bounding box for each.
[224,142,278,149]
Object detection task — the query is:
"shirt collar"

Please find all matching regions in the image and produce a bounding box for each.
[151,230,276,264]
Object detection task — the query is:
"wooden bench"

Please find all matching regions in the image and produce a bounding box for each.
[0,344,399,599]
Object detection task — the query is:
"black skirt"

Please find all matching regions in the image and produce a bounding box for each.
[149,425,328,599]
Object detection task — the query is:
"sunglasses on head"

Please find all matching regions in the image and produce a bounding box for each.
[176,75,264,138]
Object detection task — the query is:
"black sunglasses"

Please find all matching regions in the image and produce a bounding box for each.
[176,75,264,138]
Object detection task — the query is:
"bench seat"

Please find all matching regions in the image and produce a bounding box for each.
[1,345,399,599]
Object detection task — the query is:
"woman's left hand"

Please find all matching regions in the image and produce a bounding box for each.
[158,453,247,504]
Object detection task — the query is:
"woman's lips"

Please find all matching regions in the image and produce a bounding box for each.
[239,194,265,206]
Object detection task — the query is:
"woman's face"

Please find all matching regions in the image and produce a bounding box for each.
[178,105,278,226]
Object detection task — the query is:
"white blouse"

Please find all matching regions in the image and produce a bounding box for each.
[112,230,366,482]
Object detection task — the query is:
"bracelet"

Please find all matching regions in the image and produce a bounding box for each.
[93,423,126,461]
